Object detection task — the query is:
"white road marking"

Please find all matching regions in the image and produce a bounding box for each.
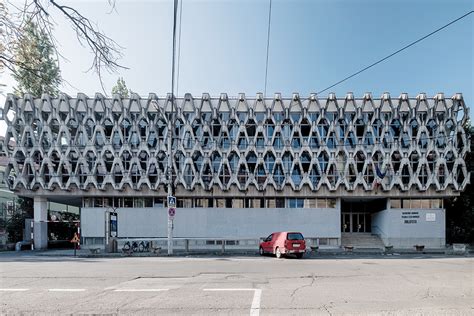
[203,288,262,316]
[113,289,169,292]
[250,289,262,316]
[48,289,86,292]
[0,289,29,292]
[204,288,256,291]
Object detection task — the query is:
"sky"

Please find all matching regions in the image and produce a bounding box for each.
[0,0,472,135]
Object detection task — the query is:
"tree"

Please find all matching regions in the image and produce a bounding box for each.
[13,19,61,96]
[6,197,33,243]
[0,1,7,95]
[445,125,473,244]
[111,77,131,97]
[0,0,125,89]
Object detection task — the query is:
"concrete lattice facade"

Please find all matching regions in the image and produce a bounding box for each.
[0,92,470,195]
[0,92,470,250]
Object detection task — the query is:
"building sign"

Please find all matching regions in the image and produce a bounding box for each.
[402,211,419,224]
[110,212,117,237]
[426,213,436,222]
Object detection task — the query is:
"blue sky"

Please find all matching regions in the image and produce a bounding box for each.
[1,0,473,123]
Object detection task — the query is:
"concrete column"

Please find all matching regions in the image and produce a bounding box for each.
[33,197,48,249]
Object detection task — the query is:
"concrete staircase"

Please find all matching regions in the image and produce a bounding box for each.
[341,233,385,250]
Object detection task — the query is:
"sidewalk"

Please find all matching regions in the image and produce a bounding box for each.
[1,247,471,259]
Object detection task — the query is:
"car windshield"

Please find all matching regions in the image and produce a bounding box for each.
[287,233,304,240]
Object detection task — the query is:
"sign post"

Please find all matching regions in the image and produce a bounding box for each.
[167,196,176,255]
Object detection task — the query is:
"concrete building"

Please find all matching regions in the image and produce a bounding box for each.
[0,92,470,249]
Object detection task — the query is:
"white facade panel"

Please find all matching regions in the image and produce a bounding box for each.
[82,207,341,239]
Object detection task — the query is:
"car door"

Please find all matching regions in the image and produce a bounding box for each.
[263,234,273,252]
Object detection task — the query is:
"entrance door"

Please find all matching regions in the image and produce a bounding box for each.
[341,213,351,232]
[341,213,371,233]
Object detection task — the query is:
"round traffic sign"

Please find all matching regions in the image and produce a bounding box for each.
[168,207,176,217]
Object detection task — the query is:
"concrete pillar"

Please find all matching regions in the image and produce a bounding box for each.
[33,197,48,249]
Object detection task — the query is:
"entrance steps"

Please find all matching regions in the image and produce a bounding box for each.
[341,233,385,250]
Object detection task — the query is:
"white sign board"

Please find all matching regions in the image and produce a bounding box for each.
[426,213,436,222]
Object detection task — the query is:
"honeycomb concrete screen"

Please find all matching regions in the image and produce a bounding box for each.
[0,92,470,249]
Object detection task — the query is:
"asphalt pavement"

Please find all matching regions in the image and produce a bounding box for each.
[0,252,472,315]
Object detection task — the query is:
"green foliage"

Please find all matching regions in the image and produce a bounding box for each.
[6,212,26,243]
[13,19,61,97]
[446,126,473,244]
[6,197,33,243]
[111,77,131,97]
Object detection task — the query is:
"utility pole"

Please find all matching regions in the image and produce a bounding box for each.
[167,0,179,256]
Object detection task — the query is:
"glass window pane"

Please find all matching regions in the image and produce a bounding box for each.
[411,200,422,208]
[391,199,401,208]
[420,200,430,208]
[233,199,244,208]
[215,199,225,208]
[316,199,326,208]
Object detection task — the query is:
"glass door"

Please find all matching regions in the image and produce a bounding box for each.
[342,213,371,233]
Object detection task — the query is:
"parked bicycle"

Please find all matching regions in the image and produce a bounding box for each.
[138,241,150,252]
[122,240,150,254]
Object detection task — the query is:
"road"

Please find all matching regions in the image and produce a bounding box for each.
[0,253,473,315]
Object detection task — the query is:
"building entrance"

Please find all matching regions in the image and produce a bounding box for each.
[341,199,386,233]
[341,212,371,233]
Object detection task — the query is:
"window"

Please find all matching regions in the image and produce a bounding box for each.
[431,199,442,208]
[265,198,284,208]
[124,198,133,207]
[390,199,401,208]
[177,198,192,208]
[154,197,165,207]
[288,198,304,208]
[83,198,92,207]
[305,199,317,208]
[316,199,327,208]
[327,199,336,208]
[275,198,285,208]
[144,198,153,207]
[287,233,304,240]
[233,199,244,208]
[215,199,225,208]
[134,198,144,208]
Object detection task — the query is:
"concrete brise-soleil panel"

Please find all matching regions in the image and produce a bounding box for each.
[81,207,340,239]
[0,92,470,196]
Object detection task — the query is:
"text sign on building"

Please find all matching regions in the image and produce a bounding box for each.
[168,196,176,207]
[402,211,419,224]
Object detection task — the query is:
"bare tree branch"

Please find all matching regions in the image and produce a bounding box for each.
[0,0,127,93]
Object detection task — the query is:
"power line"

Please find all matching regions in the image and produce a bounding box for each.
[176,0,184,97]
[263,0,272,97]
[317,10,474,95]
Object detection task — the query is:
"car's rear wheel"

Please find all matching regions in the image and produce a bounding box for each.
[259,247,264,256]
[295,253,303,259]
[275,247,282,259]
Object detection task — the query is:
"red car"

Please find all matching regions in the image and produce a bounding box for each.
[259,232,306,259]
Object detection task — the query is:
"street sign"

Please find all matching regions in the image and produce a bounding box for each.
[168,196,176,207]
[110,212,117,237]
[168,207,176,217]
[70,233,80,243]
